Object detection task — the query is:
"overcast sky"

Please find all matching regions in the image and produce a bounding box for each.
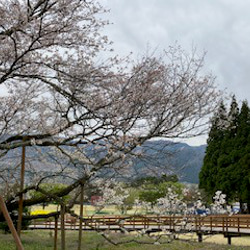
[101,0,250,145]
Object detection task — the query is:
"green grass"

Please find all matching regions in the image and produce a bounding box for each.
[9,205,250,249]
[1,230,250,250]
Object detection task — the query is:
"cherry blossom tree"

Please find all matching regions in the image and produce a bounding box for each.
[89,186,232,246]
[0,0,220,228]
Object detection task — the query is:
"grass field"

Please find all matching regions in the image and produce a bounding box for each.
[1,230,250,250]
[26,205,250,249]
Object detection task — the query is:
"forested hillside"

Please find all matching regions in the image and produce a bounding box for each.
[0,139,206,184]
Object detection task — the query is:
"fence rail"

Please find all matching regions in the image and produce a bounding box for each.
[29,214,250,235]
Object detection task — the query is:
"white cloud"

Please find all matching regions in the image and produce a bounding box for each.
[101,0,250,145]
[103,0,250,101]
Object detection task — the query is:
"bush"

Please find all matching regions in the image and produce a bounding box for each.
[0,207,31,233]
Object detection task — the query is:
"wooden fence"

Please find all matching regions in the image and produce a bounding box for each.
[29,214,250,235]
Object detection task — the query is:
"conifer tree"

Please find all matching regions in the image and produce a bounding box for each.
[216,96,239,201]
[227,95,240,139]
[199,101,228,197]
[236,101,250,212]
[200,97,250,212]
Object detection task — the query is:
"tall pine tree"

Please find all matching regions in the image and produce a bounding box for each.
[199,96,250,211]
[236,101,250,212]
[216,95,239,202]
[199,100,228,198]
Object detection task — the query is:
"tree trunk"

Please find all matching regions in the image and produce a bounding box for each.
[239,200,245,214]
[246,201,250,214]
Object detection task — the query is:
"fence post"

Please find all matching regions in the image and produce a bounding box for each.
[197,232,203,242]
[238,217,240,233]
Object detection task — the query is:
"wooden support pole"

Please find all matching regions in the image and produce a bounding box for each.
[0,196,24,250]
[78,184,84,250]
[17,145,26,236]
[60,204,66,250]
[54,215,58,250]
[227,236,232,245]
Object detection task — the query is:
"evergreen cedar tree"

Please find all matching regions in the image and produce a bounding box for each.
[199,96,250,212]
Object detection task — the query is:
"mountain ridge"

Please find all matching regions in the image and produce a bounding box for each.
[0,138,206,184]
